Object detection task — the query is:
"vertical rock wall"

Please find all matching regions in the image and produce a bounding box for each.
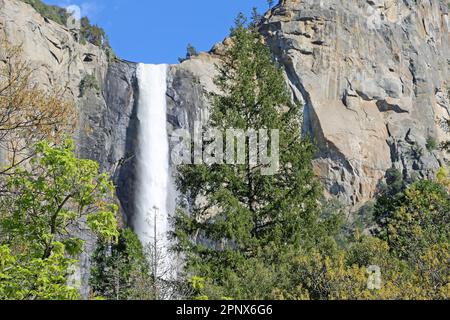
[260,0,450,205]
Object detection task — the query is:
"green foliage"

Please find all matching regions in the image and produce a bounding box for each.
[250,7,263,26]
[186,43,198,58]
[436,167,449,189]
[172,16,449,301]
[7,4,450,301]
[79,17,109,48]
[377,180,449,260]
[373,167,406,232]
[426,135,438,152]
[22,0,69,25]
[105,46,117,63]
[362,179,450,299]
[90,229,155,300]
[0,243,79,300]
[80,74,100,97]
[269,232,448,300]
[0,36,119,299]
[0,139,119,260]
[21,1,112,51]
[384,167,404,194]
[178,43,199,63]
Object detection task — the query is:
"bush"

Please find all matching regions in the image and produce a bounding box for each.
[426,135,438,152]
[22,0,69,25]
[80,17,108,48]
[80,74,100,96]
[178,43,198,63]
[105,46,117,63]
[21,1,112,51]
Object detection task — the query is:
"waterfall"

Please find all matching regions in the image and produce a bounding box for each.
[134,63,174,281]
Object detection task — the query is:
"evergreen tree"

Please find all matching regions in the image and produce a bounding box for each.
[173,14,333,299]
[178,43,198,63]
[90,229,155,300]
[186,43,198,58]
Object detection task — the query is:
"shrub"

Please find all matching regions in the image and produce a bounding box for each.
[105,45,117,63]
[22,0,69,25]
[178,43,198,63]
[426,135,438,152]
[21,1,112,51]
[80,17,108,48]
[80,74,100,97]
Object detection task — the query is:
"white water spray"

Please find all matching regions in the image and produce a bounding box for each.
[134,64,174,280]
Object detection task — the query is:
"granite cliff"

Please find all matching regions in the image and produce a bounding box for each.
[261,0,450,205]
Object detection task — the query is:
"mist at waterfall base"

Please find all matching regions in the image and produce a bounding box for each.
[134,64,177,284]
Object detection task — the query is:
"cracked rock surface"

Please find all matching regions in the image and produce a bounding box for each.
[260,0,450,205]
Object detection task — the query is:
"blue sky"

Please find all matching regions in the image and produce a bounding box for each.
[43,0,271,64]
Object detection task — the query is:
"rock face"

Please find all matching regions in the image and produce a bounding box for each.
[259,0,450,205]
[1,0,449,295]
[79,59,138,225]
[167,54,220,134]
[0,0,140,211]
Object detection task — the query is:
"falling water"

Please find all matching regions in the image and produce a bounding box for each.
[134,63,174,280]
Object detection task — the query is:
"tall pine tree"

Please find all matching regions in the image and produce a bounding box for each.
[173,14,332,299]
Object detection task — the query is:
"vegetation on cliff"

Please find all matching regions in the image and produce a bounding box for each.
[174,13,326,299]
[79,74,100,97]
[21,0,113,51]
[0,39,75,171]
[21,0,68,25]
